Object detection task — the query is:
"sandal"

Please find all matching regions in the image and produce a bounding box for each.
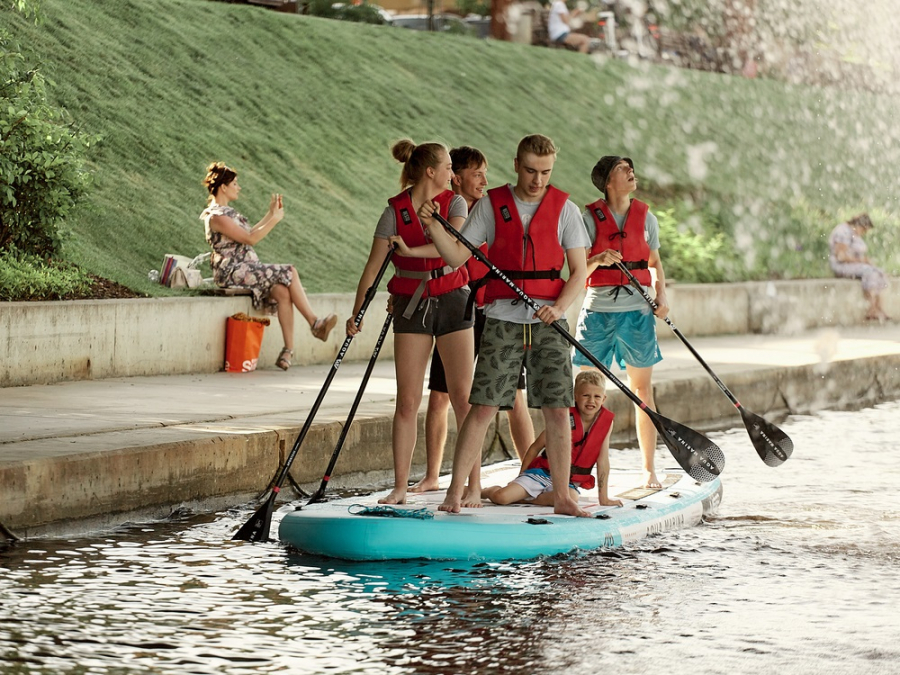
[311,313,337,342]
[276,347,293,371]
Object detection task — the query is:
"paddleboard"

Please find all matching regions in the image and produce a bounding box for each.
[278,461,722,561]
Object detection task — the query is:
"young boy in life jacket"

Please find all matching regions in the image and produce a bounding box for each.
[481,371,624,508]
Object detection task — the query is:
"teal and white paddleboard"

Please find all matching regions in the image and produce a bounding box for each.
[278,461,722,561]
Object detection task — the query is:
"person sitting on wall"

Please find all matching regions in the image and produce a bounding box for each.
[828,212,891,322]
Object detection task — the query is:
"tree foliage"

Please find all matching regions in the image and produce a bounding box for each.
[0,0,93,257]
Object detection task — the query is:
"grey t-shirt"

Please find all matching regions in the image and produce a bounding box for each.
[374,193,468,239]
[460,186,590,324]
[581,206,659,313]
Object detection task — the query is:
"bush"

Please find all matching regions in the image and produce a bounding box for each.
[0,6,94,258]
[0,247,92,300]
[651,199,743,283]
[306,0,387,25]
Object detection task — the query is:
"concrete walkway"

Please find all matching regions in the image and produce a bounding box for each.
[2,322,899,538]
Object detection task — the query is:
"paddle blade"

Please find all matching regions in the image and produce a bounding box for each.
[231,494,276,542]
[653,412,725,482]
[739,407,794,467]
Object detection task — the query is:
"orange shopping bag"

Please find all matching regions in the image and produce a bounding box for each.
[224,313,271,373]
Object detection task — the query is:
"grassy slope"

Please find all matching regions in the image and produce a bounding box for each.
[5,0,900,294]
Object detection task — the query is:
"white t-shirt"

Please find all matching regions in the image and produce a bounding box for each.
[547,0,570,41]
[459,185,589,324]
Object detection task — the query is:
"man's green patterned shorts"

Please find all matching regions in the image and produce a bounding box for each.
[470,318,574,410]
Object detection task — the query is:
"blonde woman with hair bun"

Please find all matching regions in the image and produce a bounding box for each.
[347,139,476,506]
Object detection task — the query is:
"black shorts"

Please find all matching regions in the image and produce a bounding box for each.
[391,288,474,336]
[428,307,526,393]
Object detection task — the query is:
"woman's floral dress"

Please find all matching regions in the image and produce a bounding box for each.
[828,222,887,293]
[201,203,293,312]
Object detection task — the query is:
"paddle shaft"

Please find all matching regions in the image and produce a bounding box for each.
[306,312,393,506]
[611,261,741,408]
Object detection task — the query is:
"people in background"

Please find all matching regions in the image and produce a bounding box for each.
[829,213,891,322]
[547,0,592,53]
[201,162,336,371]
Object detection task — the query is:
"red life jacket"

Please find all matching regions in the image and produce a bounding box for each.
[482,185,568,304]
[386,189,468,298]
[527,405,614,491]
[585,198,652,287]
[466,244,490,308]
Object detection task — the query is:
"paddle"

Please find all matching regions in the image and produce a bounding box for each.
[232,245,396,542]
[304,312,393,506]
[611,260,793,466]
[430,212,724,482]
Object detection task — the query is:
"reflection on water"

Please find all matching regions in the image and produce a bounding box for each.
[2,402,899,674]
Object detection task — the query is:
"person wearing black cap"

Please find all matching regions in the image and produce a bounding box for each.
[575,155,669,489]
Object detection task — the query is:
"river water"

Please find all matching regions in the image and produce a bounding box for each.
[2,401,899,675]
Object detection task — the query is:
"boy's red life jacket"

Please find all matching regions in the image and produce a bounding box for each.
[585,198,652,288]
[482,185,568,304]
[528,405,614,491]
[386,189,468,301]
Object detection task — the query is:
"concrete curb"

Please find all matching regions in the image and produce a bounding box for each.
[4,341,898,537]
[2,278,896,387]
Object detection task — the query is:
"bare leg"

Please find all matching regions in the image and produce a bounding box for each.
[439,404,497,513]
[864,289,889,320]
[269,283,293,350]
[531,487,580,507]
[507,389,535,461]
[287,267,318,327]
[410,391,449,493]
[565,32,591,53]
[380,333,432,505]
[626,364,661,488]
[486,483,531,506]
[437,329,479,504]
[542,406,590,517]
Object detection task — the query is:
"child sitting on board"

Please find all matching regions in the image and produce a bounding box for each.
[482,370,624,508]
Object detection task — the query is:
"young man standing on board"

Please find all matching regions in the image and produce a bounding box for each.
[417,134,591,517]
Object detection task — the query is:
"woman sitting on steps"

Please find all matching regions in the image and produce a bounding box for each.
[200,162,336,370]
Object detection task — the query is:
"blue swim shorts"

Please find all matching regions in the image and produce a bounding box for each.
[573,308,662,370]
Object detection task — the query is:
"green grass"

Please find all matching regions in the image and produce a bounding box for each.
[3,0,899,293]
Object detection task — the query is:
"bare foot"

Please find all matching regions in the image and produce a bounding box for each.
[460,487,483,508]
[643,471,662,489]
[481,486,499,500]
[554,496,591,518]
[438,496,462,513]
[378,488,407,505]
[408,477,440,493]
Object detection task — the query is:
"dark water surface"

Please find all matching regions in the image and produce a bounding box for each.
[2,402,899,674]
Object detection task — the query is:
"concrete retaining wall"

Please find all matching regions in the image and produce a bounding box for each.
[1,278,895,387]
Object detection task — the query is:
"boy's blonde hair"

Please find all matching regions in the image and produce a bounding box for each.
[575,369,607,393]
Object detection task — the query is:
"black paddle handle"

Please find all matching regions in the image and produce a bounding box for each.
[611,261,741,408]
[306,312,393,505]
[430,212,651,412]
[269,245,396,495]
